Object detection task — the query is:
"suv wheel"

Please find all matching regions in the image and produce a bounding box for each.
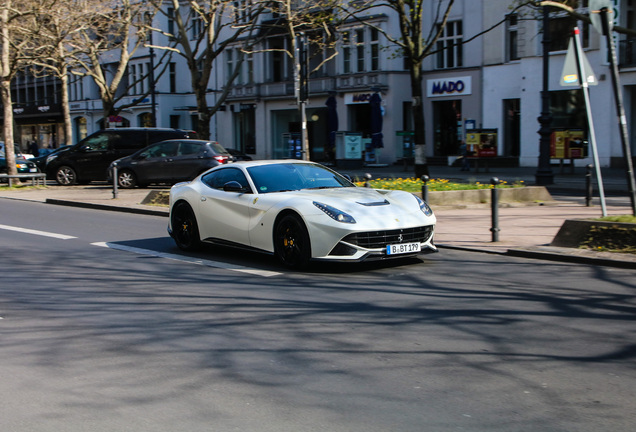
[55,166,77,185]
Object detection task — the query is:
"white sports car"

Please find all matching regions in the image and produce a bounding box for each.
[168,160,437,269]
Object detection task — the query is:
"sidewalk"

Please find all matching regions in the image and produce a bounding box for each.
[1,163,635,268]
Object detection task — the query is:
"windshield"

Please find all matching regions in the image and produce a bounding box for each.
[247,163,354,194]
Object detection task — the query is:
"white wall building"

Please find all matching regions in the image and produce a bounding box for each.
[53,0,636,169]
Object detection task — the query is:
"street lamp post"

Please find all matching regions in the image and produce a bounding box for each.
[536,6,555,185]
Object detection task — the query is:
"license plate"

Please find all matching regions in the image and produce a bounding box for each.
[29,168,37,172]
[386,242,421,255]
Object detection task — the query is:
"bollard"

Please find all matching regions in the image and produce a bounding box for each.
[585,164,593,207]
[112,162,118,199]
[420,175,429,203]
[490,177,500,242]
[364,173,372,188]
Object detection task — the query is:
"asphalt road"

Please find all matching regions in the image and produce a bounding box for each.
[1,199,635,432]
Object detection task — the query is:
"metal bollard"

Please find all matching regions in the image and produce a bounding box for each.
[490,177,500,242]
[364,173,372,188]
[112,162,118,199]
[585,164,593,207]
[421,175,429,203]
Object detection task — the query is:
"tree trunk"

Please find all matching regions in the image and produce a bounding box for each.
[59,43,73,145]
[410,63,429,178]
[195,88,211,139]
[1,78,16,176]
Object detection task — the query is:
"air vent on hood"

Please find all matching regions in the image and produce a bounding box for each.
[356,199,389,206]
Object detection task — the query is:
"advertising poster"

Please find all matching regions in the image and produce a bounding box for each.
[465,129,498,157]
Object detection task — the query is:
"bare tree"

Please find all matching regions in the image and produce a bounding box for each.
[147,0,270,139]
[65,0,156,126]
[0,0,38,178]
[26,0,90,147]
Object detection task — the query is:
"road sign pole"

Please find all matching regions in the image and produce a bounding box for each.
[572,27,607,216]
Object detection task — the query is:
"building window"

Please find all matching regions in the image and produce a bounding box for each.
[436,20,463,69]
[268,37,290,82]
[506,13,519,61]
[167,8,175,40]
[233,0,252,24]
[342,31,351,73]
[547,0,589,51]
[370,28,379,71]
[191,10,203,40]
[356,29,365,72]
[227,49,236,84]
[169,62,176,93]
[341,27,380,73]
[129,64,138,95]
[246,52,254,83]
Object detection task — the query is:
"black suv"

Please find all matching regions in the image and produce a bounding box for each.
[46,128,197,185]
[109,139,232,188]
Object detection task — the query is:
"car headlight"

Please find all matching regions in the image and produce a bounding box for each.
[313,201,356,224]
[414,194,434,216]
[46,154,58,164]
[16,163,27,169]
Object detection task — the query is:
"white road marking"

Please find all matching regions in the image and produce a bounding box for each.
[0,224,76,240]
[91,242,281,278]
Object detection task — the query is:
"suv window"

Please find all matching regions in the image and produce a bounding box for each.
[82,133,111,152]
[111,131,146,151]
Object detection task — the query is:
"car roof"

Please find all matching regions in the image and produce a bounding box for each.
[229,159,317,168]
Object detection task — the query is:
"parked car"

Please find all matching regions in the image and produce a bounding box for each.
[46,128,197,185]
[31,145,72,173]
[168,160,437,269]
[225,148,253,161]
[0,145,39,176]
[109,139,232,188]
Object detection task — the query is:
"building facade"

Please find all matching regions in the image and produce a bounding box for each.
[9,0,635,169]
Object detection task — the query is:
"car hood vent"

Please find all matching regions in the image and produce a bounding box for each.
[356,199,390,206]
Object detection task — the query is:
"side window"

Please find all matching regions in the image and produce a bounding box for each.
[155,142,178,157]
[178,142,202,156]
[201,168,251,193]
[82,133,110,152]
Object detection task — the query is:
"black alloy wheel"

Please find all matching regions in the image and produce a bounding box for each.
[274,214,311,270]
[171,202,201,251]
[55,166,77,185]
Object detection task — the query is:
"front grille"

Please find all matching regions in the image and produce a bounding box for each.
[342,225,434,249]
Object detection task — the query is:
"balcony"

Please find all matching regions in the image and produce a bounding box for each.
[225,71,389,102]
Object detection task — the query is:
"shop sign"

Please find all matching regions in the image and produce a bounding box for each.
[345,93,374,104]
[427,76,472,97]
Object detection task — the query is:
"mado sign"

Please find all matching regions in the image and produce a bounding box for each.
[427,76,472,97]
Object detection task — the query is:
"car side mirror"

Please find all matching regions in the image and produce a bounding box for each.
[223,181,244,193]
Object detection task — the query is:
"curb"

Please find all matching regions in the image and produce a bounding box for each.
[39,198,636,269]
[46,198,169,217]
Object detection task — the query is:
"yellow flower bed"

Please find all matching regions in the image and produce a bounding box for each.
[354,177,524,192]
